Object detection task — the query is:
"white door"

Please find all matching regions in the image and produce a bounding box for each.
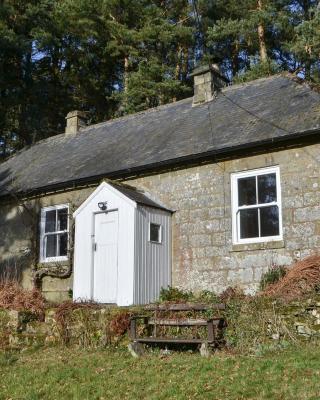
[93,211,119,303]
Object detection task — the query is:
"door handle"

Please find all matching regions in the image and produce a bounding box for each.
[93,242,97,251]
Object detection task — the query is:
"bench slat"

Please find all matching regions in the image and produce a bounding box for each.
[148,318,222,326]
[144,303,225,311]
[134,338,213,344]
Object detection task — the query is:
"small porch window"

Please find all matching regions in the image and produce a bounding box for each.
[40,204,69,262]
[149,223,162,243]
[231,166,282,244]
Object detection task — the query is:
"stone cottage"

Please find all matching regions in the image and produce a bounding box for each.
[0,65,320,304]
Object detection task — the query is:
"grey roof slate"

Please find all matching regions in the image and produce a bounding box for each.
[0,74,320,198]
[109,182,172,212]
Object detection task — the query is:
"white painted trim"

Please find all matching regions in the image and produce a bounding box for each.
[39,204,69,263]
[231,166,283,245]
[73,181,136,218]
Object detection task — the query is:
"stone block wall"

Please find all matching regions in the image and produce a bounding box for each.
[127,143,320,294]
[1,297,320,350]
[0,142,319,298]
[0,187,93,301]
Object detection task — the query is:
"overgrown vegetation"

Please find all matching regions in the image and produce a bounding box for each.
[260,264,287,291]
[263,254,320,301]
[0,281,45,317]
[54,301,134,347]
[0,255,320,354]
[159,286,219,304]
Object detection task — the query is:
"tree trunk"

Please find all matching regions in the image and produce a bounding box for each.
[173,46,183,102]
[232,41,240,77]
[257,0,268,63]
[124,56,129,94]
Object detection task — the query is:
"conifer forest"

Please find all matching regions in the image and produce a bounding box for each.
[0,0,319,156]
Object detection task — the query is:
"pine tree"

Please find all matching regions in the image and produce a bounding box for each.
[1,0,320,159]
[288,0,320,80]
[206,0,294,81]
[116,0,194,114]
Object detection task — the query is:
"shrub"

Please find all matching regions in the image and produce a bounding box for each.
[159,286,193,302]
[159,286,219,304]
[260,264,287,291]
[110,311,131,337]
[55,301,134,347]
[0,281,45,317]
[55,301,101,346]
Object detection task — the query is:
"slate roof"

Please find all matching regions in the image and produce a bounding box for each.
[110,182,172,212]
[0,74,320,198]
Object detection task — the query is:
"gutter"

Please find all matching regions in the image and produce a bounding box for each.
[2,128,320,200]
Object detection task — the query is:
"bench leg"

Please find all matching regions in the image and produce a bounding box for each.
[128,341,145,358]
[200,342,211,358]
[130,318,137,340]
[207,320,215,343]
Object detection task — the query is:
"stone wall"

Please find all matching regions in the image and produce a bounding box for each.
[0,187,93,301]
[126,143,320,294]
[1,296,320,350]
[0,142,319,299]
[0,306,130,349]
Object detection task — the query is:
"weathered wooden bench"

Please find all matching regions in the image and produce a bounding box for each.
[129,303,226,356]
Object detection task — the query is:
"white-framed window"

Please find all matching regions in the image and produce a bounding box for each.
[149,223,162,244]
[40,204,69,262]
[231,166,282,244]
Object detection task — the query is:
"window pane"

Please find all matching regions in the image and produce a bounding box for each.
[260,206,279,237]
[58,233,68,256]
[238,177,256,206]
[45,210,56,233]
[258,173,277,204]
[46,235,57,257]
[57,208,68,231]
[240,209,259,239]
[150,223,161,243]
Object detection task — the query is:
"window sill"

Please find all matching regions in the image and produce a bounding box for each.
[38,258,69,267]
[230,240,285,253]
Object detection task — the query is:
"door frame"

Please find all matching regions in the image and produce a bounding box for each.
[90,208,119,301]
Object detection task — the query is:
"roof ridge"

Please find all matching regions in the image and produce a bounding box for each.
[223,73,287,93]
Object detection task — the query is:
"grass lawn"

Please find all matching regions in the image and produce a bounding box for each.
[1,344,320,400]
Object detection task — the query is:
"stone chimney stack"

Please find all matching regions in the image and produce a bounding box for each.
[65,111,88,134]
[190,64,228,106]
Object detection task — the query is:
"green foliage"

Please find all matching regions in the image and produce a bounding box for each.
[195,289,219,304]
[260,264,287,291]
[159,286,193,302]
[233,60,281,84]
[159,286,219,304]
[1,0,320,158]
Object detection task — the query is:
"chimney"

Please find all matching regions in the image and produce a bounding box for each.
[190,64,228,106]
[65,110,88,134]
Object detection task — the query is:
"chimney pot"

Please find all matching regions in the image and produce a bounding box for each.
[65,110,88,134]
[190,64,228,106]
